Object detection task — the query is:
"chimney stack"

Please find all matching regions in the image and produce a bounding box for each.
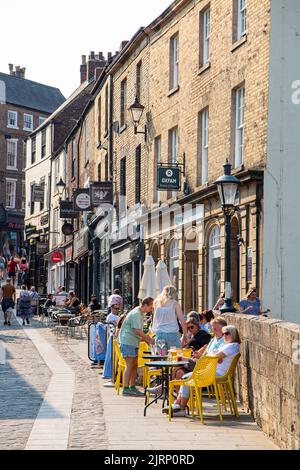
[8,64,14,75]
[80,50,108,84]
[20,67,26,79]
[120,40,129,51]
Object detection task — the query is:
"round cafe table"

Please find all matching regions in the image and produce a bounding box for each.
[142,354,168,360]
[143,360,189,416]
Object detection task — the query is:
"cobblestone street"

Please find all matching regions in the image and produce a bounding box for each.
[0,310,279,450]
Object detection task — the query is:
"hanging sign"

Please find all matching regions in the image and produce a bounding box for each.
[51,251,63,263]
[90,182,113,207]
[157,166,181,191]
[60,200,78,219]
[73,189,91,211]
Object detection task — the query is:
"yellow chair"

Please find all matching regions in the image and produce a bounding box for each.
[216,353,241,416]
[169,356,223,424]
[114,340,126,395]
[138,342,150,388]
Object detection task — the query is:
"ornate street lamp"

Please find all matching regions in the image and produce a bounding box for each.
[56,177,66,197]
[215,161,240,313]
[129,96,147,141]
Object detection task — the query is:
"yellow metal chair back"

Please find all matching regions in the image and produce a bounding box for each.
[219,353,241,381]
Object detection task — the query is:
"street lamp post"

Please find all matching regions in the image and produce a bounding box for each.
[215,161,240,313]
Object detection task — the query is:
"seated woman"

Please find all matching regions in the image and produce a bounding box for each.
[200,310,215,333]
[172,317,211,381]
[166,324,241,416]
[239,288,262,316]
[65,291,80,314]
[88,295,102,313]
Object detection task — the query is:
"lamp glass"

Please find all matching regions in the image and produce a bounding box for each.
[218,182,238,207]
[130,105,144,126]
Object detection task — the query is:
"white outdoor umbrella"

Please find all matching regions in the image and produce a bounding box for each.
[156,260,172,293]
[138,256,159,300]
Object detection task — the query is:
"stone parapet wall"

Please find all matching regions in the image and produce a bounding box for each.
[224,314,300,450]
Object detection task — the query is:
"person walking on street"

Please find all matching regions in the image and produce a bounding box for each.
[18,285,32,326]
[7,256,18,287]
[0,278,16,326]
[30,287,39,316]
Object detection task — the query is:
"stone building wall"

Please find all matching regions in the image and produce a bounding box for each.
[224,313,300,450]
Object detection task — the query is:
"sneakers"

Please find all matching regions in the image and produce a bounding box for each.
[146,384,163,396]
[26,318,30,325]
[4,321,7,326]
[130,387,144,397]
[7,321,11,326]
[162,403,180,414]
[122,387,144,397]
[22,320,25,326]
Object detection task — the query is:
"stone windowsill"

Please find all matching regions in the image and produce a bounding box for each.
[232,164,244,174]
[231,34,247,53]
[167,85,180,97]
[198,62,211,76]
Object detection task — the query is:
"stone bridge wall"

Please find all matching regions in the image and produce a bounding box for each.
[224,314,300,450]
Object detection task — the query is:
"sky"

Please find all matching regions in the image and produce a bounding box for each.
[0,0,172,98]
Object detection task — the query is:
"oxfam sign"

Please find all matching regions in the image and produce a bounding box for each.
[157,166,181,191]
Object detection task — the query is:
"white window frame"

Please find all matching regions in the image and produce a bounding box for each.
[154,136,161,203]
[237,0,247,39]
[23,113,33,131]
[7,110,18,129]
[6,178,17,209]
[203,8,211,65]
[170,127,178,164]
[234,86,245,167]
[170,35,179,90]
[7,139,18,170]
[201,109,209,184]
[39,116,46,126]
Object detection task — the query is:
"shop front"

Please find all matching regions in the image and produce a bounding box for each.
[112,240,144,310]
[0,207,24,258]
[73,228,90,304]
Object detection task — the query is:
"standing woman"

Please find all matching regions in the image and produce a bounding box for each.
[18,285,32,326]
[152,286,188,349]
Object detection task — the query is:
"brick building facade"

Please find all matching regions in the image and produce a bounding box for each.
[0,65,64,260]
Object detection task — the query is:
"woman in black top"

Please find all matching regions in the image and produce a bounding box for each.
[185,317,211,351]
[172,318,211,381]
[88,295,102,312]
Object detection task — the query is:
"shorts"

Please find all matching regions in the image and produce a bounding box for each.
[155,332,182,349]
[0,263,4,269]
[179,372,193,399]
[8,272,16,278]
[120,344,139,358]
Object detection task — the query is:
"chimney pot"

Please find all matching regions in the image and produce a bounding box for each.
[107,52,112,61]
[90,51,95,60]
[8,63,14,75]
[82,55,86,65]
[120,40,129,51]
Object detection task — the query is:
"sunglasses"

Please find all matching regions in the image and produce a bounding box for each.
[223,331,231,336]
[187,325,196,330]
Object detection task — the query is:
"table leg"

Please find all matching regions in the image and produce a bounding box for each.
[144,367,164,417]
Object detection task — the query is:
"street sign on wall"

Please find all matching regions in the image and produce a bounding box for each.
[90,182,113,207]
[157,166,181,191]
[73,189,91,212]
[36,242,49,255]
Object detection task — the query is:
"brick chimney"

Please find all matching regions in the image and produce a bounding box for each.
[80,51,107,84]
